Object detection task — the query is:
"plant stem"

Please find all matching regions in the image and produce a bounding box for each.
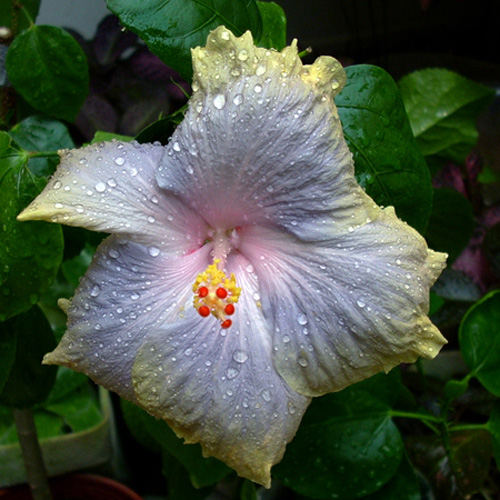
[13,408,53,500]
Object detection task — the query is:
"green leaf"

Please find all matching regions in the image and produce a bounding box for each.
[0,328,16,394]
[399,68,494,166]
[362,455,420,500]
[407,430,493,499]
[161,449,215,500]
[120,399,161,453]
[6,25,89,122]
[487,400,500,471]
[0,147,63,321]
[139,405,231,487]
[425,188,475,263]
[91,131,133,144]
[45,384,102,433]
[9,116,74,177]
[0,306,57,409]
[459,290,500,396]
[0,132,10,156]
[105,0,262,81]
[274,371,404,499]
[0,0,40,33]
[336,65,432,235]
[256,1,287,50]
[240,479,257,500]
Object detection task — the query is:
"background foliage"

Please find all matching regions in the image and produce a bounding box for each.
[1,0,499,499]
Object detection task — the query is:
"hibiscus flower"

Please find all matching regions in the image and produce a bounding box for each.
[18,26,447,486]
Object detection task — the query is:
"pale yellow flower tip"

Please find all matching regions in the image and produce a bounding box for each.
[191,26,346,99]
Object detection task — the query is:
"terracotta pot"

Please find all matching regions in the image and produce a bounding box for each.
[0,474,142,500]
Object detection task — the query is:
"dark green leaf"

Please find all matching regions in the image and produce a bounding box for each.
[45,363,91,405]
[399,69,494,166]
[407,430,492,500]
[0,132,10,156]
[0,0,40,34]
[459,290,500,396]
[487,400,500,471]
[120,399,161,453]
[6,25,89,122]
[91,131,133,144]
[362,455,420,500]
[140,406,230,487]
[105,0,262,81]
[9,116,74,177]
[256,1,287,50]
[0,328,16,393]
[426,188,475,263]
[0,147,63,321]
[336,65,432,235]
[0,306,57,409]
[274,371,404,499]
[45,384,102,433]
[162,449,215,500]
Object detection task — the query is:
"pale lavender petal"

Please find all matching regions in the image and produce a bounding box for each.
[43,236,212,401]
[157,27,378,240]
[18,140,208,254]
[238,209,447,397]
[132,252,310,487]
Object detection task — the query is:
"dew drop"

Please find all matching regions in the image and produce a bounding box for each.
[356,299,366,308]
[95,182,106,193]
[54,202,64,209]
[184,347,192,356]
[114,157,125,166]
[255,64,266,76]
[53,181,62,190]
[298,356,309,367]
[90,284,101,297]
[173,141,181,152]
[233,350,249,363]
[148,246,160,257]
[233,93,243,106]
[130,292,140,300]
[226,367,239,379]
[220,30,230,41]
[297,313,308,325]
[238,49,249,61]
[107,178,117,187]
[261,390,271,402]
[109,248,119,259]
[213,94,226,110]
[253,83,262,93]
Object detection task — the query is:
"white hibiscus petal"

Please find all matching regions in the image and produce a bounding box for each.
[43,236,211,401]
[132,252,310,487]
[18,140,208,253]
[157,27,378,239]
[239,209,447,397]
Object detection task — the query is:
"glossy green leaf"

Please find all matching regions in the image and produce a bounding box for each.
[362,455,420,500]
[487,400,500,471]
[274,371,404,499]
[336,65,432,235]
[399,68,494,166]
[0,306,57,409]
[6,25,89,122]
[9,116,74,177]
[105,0,262,81]
[0,0,40,34]
[91,131,133,144]
[459,290,500,396]
[0,147,63,321]
[137,403,231,487]
[256,1,287,50]
[426,188,475,263]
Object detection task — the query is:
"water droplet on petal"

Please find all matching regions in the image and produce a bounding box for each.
[107,178,117,187]
[213,94,226,110]
[357,299,366,308]
[233,94,243,106]
[114,157,125,166]
[220,30,230,41]
[130,292,140,300]
[148,246,160,257]
[173,141,181,152]
[90,284,101,297]
[297,313,308,325]
[53,181,62,190]
[238,49,249,61]
[261,390,271,402]
[253,83,262,93]
[95,182,106,193]
[298,356,309,367]
[233,350,249,363]
[226,367,239,379]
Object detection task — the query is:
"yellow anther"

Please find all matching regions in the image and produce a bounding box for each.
[192,259,241,328]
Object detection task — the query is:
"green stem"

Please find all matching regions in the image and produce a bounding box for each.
[450,423,489,432]
[13,408,53,500]
[15,2,34,28]
[389,409,442,423]
[28,151,60,159]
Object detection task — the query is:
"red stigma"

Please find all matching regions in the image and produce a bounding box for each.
[224,304,235,315]
[198,286,208,298]
[216,287,228,299]
[198,305,210,317]
[221,319,232,329]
